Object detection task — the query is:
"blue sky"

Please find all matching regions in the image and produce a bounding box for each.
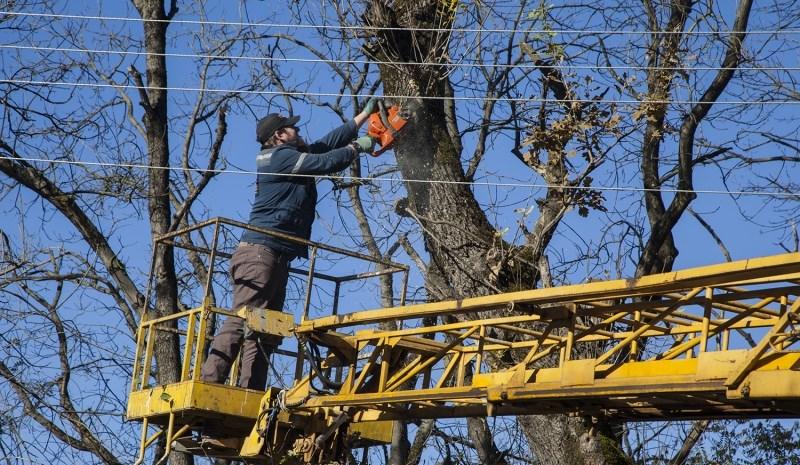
[2,1,800,463]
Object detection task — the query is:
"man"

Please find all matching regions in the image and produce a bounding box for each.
[201,99,379,390]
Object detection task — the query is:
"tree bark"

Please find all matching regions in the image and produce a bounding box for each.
[130,1,187,464]
[520,416,631,465]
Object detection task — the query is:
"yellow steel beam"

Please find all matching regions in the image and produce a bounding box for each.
[297,253,800,332]
[725,297,800,389]
[350,337,383,394]
[385,327,478,392]
[434,352,462,389]
[131,323,146,392]
[354,313,546,341]
[595,287,705,366]
[181,310,197,381]
[362,313,779,360]
[297,352,800,416]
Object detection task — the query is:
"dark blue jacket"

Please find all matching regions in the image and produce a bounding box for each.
[240,120,358,258]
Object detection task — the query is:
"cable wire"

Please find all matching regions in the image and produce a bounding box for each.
[2,11,799,35]
[4,155,799,199]
[303,338,343,391]
[5,44,800,73]
[1,78,796,105]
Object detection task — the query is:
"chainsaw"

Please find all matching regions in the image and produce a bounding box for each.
[366,101,408,157]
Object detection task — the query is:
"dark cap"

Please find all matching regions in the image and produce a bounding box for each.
[256,113,301,143]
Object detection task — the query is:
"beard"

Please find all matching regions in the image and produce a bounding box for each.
[295,136,308,151]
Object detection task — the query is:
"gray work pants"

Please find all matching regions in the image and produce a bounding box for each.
[200,242,290,390]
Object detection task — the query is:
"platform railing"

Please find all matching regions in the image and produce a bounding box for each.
[131,216,409,392]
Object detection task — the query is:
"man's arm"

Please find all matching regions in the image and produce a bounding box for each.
[353,98,379,127]
[353,108,372,127]
[307,120,358,153]
[308,99,379,152]
[271,145,357,176]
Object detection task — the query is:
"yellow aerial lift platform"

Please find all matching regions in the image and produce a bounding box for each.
[128,218,800,464]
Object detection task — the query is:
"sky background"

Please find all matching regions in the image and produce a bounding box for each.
[2,1,800,463]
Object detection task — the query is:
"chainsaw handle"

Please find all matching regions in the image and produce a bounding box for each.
[377,101,400,140]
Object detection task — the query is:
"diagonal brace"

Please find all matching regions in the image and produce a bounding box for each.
[725,297,800,389]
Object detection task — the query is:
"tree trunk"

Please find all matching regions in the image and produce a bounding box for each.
[366,1,628,462]
[131,1,187,463]
[132,0,181,386]
[520,416,631,465]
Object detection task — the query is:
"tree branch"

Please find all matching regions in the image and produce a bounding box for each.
[0,145,145,319]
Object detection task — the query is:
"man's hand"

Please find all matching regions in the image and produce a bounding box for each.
[352,136,376,153]
[363,97,381,115]
[354,98,381,127]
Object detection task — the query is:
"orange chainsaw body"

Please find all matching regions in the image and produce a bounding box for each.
[367,105,408,156]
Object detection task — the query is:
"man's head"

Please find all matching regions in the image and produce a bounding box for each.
[256,113,304,148]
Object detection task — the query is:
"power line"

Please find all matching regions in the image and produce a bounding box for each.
[5,44,800,73]
[4,155,799,199]
[1,78,796,105]
[2,11,799,36]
